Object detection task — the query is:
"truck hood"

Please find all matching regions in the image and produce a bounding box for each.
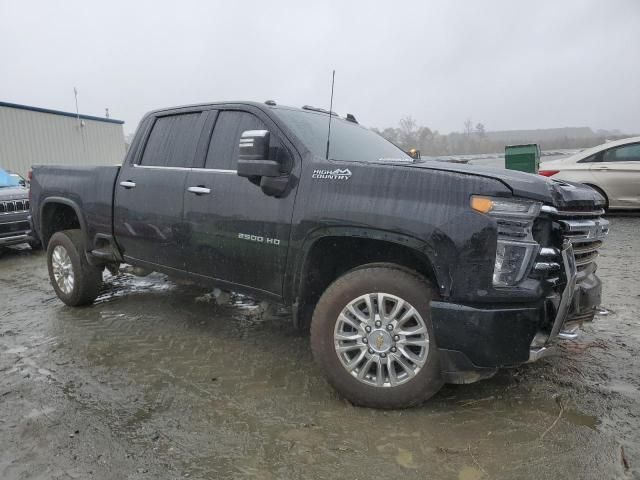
[0,186,28,201]
[402,160,606,209]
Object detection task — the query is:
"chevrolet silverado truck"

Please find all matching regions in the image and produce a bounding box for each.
[30,101,609,408]
[0,167,39,249]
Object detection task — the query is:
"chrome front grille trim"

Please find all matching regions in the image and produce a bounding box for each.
[0,199,30,214]
[540,205,605,218]
[548,243,578,341]
[574,251,599,267]
[572,240,603,255]
[540,206,609,273]
[534,261,561,272]
[558,217,608,271]
[559,218,610,238]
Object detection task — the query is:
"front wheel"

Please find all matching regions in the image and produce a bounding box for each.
[47,230,103,306]
[310,265,443,408]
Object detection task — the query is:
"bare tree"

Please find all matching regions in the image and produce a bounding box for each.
[464,118,473,136]
[399,116,418,147]
[399,116,417,134]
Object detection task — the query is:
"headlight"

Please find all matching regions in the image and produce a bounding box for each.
[470,196,541,217]
[471,196,542,287]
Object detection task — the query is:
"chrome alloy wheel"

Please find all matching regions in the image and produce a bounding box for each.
[334,293,429,387]
[51,245,75,295]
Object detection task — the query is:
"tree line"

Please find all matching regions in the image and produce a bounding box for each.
[371,116,631,157]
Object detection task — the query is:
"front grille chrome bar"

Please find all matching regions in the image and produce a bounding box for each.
[0,199,30,214]
[540,205,605,218]
[534,262,561,272]
[558,217,608,271]
[548,243,578,341]
[559,218,610,239]
[574,251,599,267]
[530,242,578,360]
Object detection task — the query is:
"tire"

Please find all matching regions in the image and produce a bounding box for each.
[47,230,103,306]
[311,265,443,408]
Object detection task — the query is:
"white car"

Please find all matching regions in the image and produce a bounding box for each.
[539,136,640,210]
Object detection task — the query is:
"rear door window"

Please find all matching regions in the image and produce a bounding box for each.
[602,143,640,162]
[139,113,202,168]
[578,153,601,163]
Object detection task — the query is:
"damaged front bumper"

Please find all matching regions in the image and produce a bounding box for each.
[527,241,601,362]
[432,241,604,383]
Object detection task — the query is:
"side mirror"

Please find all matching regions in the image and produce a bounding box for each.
[407,148,421,160]
[237,130,281,177]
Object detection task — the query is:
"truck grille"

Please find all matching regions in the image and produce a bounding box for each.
[0,199,30,214]
[544,206,609,272]
[0,220,30,237]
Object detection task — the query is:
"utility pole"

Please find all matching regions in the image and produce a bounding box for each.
[74,87,81,128]
[73,87,87,153]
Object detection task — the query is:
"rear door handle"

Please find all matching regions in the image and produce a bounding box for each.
[187,186,211,195]
[120,181,136,189]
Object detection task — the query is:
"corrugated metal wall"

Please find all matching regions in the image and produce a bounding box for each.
[0,105,126,177]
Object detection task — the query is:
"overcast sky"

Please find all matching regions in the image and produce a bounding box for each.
[1,0,639,135]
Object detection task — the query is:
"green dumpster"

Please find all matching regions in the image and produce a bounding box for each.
[504,144,540,174]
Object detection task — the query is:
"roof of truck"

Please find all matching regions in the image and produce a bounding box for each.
[147,101,346,118]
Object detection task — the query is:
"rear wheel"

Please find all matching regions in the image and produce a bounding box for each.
[47,230,103,306]
[311,265,443,408]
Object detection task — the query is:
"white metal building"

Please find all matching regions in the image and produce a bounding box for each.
[0,101,126,177]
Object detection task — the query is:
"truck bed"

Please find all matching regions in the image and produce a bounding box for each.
[30,165,121,250]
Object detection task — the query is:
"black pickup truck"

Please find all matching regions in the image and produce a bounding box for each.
[30,101,609,408]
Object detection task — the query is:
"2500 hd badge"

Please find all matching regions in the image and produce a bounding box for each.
[238,233,281,245]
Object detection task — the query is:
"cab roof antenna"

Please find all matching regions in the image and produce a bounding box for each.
[325,70,335,160]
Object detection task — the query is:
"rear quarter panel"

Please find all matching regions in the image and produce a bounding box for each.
[31,165,120,249]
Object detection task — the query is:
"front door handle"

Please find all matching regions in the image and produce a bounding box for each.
[187,186,211,195]
[120,180,136,189]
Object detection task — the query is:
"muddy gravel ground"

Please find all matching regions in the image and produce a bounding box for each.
[1,217,639,480]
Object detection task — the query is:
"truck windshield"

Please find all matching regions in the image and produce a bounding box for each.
[273,108,411,163]
[0,169,21,188]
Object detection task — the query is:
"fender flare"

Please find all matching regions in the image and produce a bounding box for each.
[288,226,451,303]
[39,197,88,245]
